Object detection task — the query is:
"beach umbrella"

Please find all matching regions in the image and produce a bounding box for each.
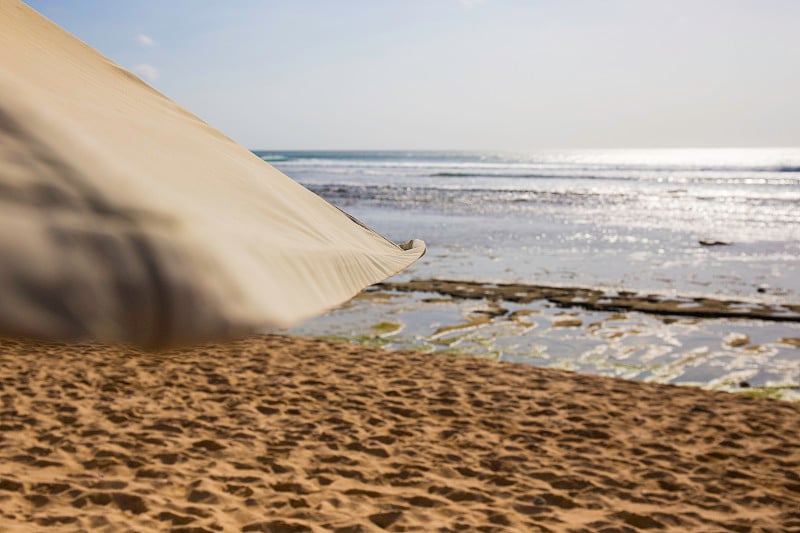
[0,1,425,347]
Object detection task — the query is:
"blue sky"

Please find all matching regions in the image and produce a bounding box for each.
[24,0,800,150]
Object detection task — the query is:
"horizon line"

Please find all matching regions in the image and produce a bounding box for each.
[250,146,800,152]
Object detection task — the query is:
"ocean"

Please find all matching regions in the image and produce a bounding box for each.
[258,148,800,301]
[257,149,800,397]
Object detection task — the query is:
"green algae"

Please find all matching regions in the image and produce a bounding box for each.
[740,386,800,400]
[370,321,403,336]
[316,334,392,348]
[430,333,467,347]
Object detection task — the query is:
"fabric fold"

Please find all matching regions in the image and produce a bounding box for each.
[0,1,425,346]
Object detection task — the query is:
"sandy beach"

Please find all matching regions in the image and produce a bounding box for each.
[3,2,799,532]
[1,335,798,532]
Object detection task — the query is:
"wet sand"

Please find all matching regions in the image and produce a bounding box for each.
[1,335,799,532]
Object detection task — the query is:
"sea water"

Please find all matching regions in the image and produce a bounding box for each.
[258,148,800,302]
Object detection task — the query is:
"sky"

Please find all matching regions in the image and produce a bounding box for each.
[23,0,800,150]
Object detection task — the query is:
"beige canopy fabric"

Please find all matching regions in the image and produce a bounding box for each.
[0,1,425,347]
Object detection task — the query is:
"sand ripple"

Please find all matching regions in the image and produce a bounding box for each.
[1,335,799,531]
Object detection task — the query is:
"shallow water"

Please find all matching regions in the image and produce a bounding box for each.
[287,290,800,400]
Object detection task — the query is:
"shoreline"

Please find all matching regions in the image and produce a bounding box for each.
[1,335,799,531]
[291,282,800,400]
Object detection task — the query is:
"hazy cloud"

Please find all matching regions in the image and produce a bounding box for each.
[459,0,487,8]
[133,63,159,82]
[136,33,155,47]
